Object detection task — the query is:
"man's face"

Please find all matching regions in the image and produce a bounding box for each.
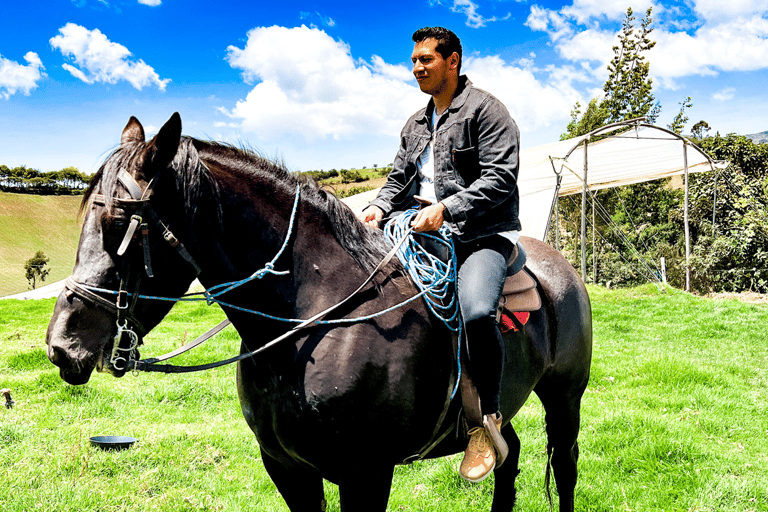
[411,38,457,96]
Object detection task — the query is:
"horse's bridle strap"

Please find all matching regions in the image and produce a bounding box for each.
[64,277,148,335]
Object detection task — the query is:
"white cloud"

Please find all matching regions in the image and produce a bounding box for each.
[651,17,768,81]
[526,2,768,89]
[561,0,656,24]
[223,25,424,142]
[712,87,736,101]
[220,25,589,145]
[138,0,161,6]
[464,56,586,134]
[0,52,46,99]
[50,23,170,91]
[299,11,336,28]
[450,0,511,28]
[691,0,768,21]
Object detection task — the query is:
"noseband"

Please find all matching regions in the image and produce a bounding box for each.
[66,169,202,371]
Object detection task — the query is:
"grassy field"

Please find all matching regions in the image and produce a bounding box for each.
[1,285,767,511]
[0,191,83,297]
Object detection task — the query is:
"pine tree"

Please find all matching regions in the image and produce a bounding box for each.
[561,7,660,140]
[603,7,660,124]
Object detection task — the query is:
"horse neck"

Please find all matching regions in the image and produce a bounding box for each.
[195,169,371,320]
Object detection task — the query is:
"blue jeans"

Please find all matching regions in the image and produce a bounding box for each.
[455,235,515,415]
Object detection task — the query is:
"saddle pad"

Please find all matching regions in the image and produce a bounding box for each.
[501,268,541,312]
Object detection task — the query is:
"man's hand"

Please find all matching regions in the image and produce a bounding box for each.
[411,202,446,232]
[357,205,384,228]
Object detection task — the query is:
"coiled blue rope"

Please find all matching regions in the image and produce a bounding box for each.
[383,209,462,398]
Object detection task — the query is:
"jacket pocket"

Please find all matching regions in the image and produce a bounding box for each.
[451,146,479,185]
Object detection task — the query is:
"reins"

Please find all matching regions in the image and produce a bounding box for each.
[67,170,457,375]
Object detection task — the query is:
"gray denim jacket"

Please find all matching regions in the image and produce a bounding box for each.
[369,76,521,242]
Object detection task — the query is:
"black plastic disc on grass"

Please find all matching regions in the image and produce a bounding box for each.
[89,435,138,451]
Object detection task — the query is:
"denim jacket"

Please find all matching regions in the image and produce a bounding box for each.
[369,76,521,242]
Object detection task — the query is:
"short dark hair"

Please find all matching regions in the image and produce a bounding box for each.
[412,27,462,75]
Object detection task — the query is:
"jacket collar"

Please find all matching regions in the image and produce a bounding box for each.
[420,75,473,125]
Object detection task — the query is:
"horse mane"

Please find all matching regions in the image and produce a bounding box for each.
[80,137,221,228]
[194,140,392,274]
[83,137,391,274]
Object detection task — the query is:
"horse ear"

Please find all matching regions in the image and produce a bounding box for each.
[121,116,145,144]
[151,112,182,168]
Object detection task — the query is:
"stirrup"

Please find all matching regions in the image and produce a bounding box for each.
[483,413,509,468]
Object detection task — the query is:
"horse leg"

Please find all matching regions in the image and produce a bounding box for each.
[261,451,327,512]
[536,386,584,512]
[491,423,522,512]
[338,465,394,512]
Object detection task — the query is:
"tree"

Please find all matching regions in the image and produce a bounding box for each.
[603,7,660,125]
[562,7,660,141]
[667,96,692,134]
[691,120,711,139]
[560,98,609,140]
[24,250,50,290]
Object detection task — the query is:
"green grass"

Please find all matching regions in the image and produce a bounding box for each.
[1,285,767,511]
[0,191,83,296]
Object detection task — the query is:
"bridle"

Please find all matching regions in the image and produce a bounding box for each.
[65,167,426,374]
[66,169,203,372]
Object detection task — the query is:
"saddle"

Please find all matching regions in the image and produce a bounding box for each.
[496,244,541,333]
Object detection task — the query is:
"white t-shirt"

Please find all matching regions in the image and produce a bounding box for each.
[417,110,520,245]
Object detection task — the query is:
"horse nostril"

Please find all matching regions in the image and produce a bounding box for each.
[48,344,69,367]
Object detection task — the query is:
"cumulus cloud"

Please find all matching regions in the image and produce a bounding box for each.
[222,25,423,142]
[0,52,46,99]
[561,0,656,24]
[138,0,161,6]
[651,17,768,80]
[526,1,768,89]
[50,23,170,91]
[464,56,586,133]
[692,0,767,21]
[220,25,589,143]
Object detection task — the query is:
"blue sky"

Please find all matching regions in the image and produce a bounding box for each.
[2,0,767,174]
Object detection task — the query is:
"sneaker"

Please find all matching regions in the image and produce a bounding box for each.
[459,426,496,482]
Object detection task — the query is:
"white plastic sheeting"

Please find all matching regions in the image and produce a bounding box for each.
[517,123,727,240]
[346,123,727,241]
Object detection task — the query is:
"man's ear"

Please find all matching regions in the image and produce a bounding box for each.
[449,52,460,71]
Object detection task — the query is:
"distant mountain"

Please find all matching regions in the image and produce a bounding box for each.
[746,131,768,144]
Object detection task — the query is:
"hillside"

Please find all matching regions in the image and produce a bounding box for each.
[0,180,382,298]
[0,192,82,296]
[746,130,768,144]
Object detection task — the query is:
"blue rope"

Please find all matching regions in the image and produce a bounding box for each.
[383,209,462,398]
[203,184,302,301]
[383,209,460,332]
[79,197,463,396]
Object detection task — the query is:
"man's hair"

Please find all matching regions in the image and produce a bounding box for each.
[412,27,462,75]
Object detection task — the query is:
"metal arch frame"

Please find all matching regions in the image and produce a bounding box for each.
[546,117,728,289]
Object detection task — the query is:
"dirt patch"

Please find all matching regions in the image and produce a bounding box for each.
[705,291,768,304]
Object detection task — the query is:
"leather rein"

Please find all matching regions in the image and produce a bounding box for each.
[66,169,411,374]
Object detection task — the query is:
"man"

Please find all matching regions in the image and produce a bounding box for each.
[357,27,521,483]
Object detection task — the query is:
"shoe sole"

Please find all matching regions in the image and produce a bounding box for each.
[459,467,494,483]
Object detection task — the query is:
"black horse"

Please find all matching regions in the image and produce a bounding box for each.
[46,113,592,511]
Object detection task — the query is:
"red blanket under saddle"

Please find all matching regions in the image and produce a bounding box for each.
[499,311,530,333]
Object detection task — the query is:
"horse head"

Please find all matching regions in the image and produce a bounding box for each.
[46,113,205,384]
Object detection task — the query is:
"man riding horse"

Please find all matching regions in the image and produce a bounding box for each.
[357,26,521,483]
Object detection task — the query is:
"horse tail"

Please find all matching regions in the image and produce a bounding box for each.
[544,442,554,512]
